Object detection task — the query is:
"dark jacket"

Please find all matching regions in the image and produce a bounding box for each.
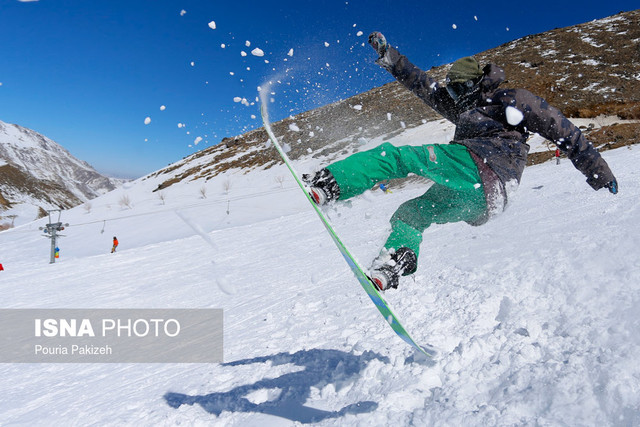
[377,47,615,193]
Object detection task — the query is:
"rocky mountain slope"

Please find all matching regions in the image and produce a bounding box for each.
[148,9,639,191]
[0,120,119,226]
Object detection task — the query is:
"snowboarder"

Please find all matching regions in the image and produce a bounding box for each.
[111,236,119,253]
[304,31,618,292]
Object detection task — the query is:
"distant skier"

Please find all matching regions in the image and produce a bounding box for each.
[304,32,618,291]
[111,236,119,253]
[555,147,561,165]
[379,183,392,194]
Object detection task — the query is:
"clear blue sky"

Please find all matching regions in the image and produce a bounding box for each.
[0,1,637,178]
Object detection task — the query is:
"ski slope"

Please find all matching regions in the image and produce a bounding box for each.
[1,121,639,426]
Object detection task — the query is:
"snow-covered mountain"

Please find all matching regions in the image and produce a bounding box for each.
[0,119,120,226]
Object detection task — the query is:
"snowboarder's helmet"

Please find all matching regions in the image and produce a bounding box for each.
[446,57,483,84]
[446,57,483,102]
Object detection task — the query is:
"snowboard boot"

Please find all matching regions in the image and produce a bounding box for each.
[302,168,341,205]
[369,247,418,291]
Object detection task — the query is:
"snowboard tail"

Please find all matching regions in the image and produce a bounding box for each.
[260,104,432,357]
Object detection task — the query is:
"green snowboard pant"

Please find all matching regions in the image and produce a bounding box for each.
[326,142,487,258]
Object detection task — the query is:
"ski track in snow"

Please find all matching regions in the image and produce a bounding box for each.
[1,125,639,426]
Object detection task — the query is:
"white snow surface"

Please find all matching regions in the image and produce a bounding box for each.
[1,118,639,426]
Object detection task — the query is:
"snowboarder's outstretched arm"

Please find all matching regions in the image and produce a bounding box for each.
[368,32,458,122]
[507,88,618,193]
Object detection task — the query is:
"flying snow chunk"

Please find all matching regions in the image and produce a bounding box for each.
[194,136,203,145]
[208,21,216,30]
[245,41,251,47]
[144,117,151,125]
[452,24,458,29]
[221,43,226,48]
[241,51,247,57]
[352,105,363,111]
[287,48,294,57]
[356,31,363,36]
[180,10,187,16]
[324,42,330,47]
[233,97,242,103]
[289,123,300,132]
[506,106,524,126]
[160,105,166,111]
[251,48,265,57]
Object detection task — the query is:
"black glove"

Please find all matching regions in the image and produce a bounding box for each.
[605,179,618,194]
[368,31,388,57]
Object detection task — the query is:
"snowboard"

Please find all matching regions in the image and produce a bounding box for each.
[260,104,433,357]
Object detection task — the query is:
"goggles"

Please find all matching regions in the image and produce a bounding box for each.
[446,77,481,102]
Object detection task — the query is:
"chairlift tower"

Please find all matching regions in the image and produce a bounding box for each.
[39,209,69,264]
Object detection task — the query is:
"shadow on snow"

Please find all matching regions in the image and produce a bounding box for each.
[164,348,389,424]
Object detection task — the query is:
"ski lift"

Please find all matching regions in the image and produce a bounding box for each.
[37,209,69,263]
